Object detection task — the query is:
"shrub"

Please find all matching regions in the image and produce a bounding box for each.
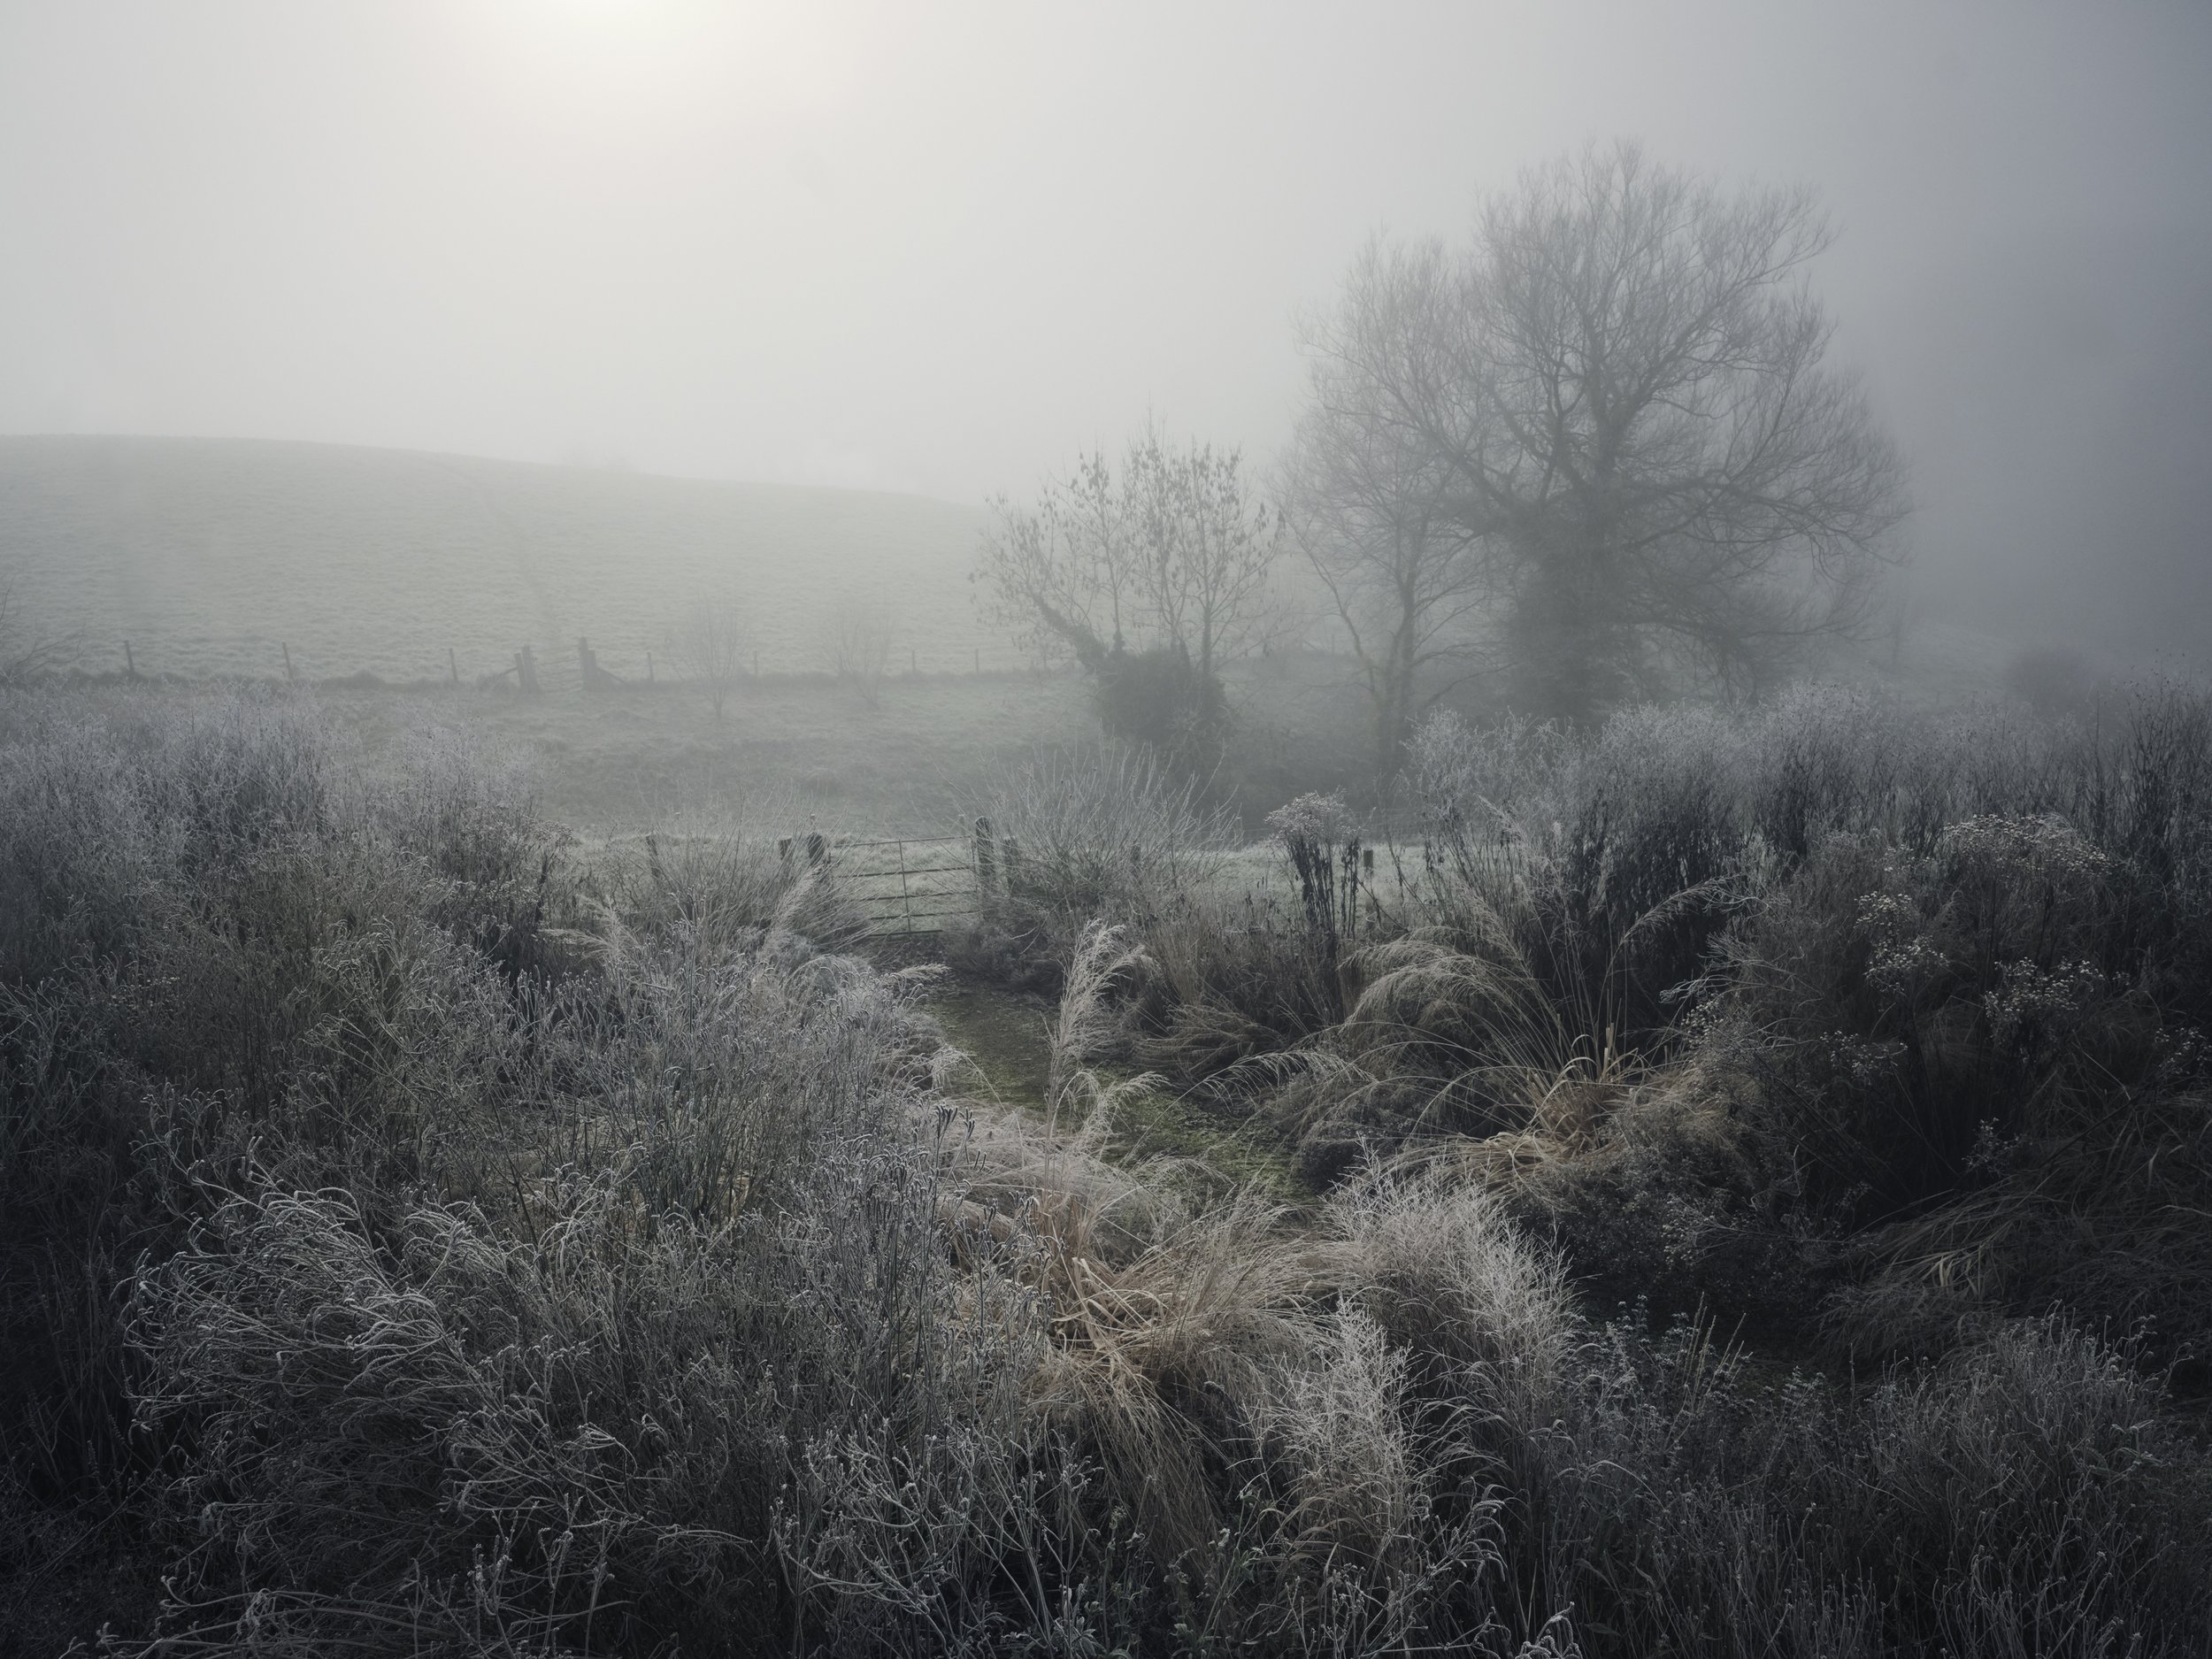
[964,741,1233,921]
[6,680,2210,1656]
[122,1132,1048,1657]
[1507,1312,2212,1657]
[1094,643,1222,758]
[1396,681,2212,1358]
[947,742,1233,995]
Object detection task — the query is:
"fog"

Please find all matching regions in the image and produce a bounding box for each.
[12,13,2212,1644]
[3,0,2208,657]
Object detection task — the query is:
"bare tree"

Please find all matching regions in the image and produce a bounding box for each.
[973,460,1122,674]
[0,565,80,685]
[1302,143,1908,726]
[1125,427,1279,691]
[1280,353,1487,780]
[975,424,1280,736]
[670,595,750,719]
[821,599,895,708]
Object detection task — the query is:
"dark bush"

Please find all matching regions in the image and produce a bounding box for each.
[1390,681,2212,1361]
[1094,643,1223,758]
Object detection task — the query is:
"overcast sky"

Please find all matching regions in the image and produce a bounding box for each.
[4,1,2208,653]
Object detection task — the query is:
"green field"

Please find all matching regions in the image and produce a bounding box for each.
[0,434,1018,684]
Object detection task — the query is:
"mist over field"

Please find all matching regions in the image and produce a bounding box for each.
[2,2,2208,665]
[4,5,2211,1656]
[0,434,998,682]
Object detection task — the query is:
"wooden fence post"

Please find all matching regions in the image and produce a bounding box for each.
[972,816,999,895]
[449,647,459,685]
[281,641,295,682]
[124,641,135,679]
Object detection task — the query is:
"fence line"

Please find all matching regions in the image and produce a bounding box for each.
[64,631,1061,688]
[60,625,1354,689]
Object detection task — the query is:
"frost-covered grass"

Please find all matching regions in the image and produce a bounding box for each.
[1056,682,2212,1371]
[2,684,2208,1656]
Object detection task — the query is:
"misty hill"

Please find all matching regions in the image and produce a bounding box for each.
[0,435,1008,684]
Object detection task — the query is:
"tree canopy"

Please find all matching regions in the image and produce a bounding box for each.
[1294,142,1908,727]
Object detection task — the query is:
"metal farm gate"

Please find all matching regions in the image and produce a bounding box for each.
[783,830,988,938]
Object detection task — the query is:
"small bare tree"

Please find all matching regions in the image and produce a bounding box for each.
[975,423,1280,741]
[821,600,895,708]
[0,565,80,685]
[1123,427,1279,693]
[670,595,750,720]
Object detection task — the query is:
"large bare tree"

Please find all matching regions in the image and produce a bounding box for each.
[1297,143,1908,726]
[1281,348,1486,780]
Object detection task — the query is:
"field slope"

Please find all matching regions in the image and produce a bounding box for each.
[0,434,1006,683]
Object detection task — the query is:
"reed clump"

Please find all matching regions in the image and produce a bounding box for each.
[2,682,2208,1655]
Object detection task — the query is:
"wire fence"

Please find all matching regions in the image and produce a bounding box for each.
[58,630,1058,689]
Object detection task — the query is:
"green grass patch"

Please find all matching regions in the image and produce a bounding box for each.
[1087,1069,1310,1202]
[926,984,1308,1202]
[927,985,1052,1115]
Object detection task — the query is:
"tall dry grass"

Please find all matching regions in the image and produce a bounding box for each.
[1208,682,2212,1363]
[1,682,2207,1655]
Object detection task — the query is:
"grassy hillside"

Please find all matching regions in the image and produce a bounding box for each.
[0,434,1014,683]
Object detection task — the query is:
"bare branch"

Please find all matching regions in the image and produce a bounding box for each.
[1299,143,1909,725]
[669,595,751,719]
